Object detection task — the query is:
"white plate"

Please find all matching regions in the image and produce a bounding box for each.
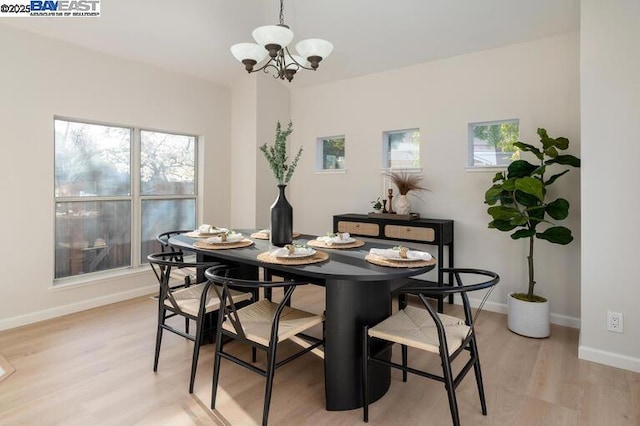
[195,227,228,236]
[325,237,356,245]
[274,248,316,259]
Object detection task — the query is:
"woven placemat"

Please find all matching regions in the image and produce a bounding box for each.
[250,232,301,240]
[257,250,329,265]
[307,239,365,249]
[193,239,254,250]
[0,354,15,383]
[365,254,437,268]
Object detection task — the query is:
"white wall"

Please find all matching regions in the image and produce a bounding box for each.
[256,78,291,229]
[229,75,290,230]
[290,34,581,324]
[0,25,231,329]
[579,0,640,372]
[230,75,258,228]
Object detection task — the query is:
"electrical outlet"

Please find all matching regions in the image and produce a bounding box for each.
[607,311,623,333]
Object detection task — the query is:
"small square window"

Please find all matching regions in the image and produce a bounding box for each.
[316,136,345,170]
[468,119,520,167]
[383,129,420,169]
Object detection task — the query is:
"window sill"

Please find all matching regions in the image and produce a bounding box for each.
[464,166,507,173]
[50,266,151,291]
[315,169,347,175]
[379,167,423,174]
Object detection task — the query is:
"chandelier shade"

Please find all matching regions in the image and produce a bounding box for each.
[252,25,294,51]
[230,0,332,82]
[230,43,268,64]
[295,39,334,61]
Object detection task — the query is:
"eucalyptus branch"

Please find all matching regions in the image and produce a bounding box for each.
[259,121,302,185]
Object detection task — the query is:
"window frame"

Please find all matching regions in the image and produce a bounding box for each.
[53,116,199,285]
[467,118,520,170]
[382,128,421,170]
[315,135,346,172]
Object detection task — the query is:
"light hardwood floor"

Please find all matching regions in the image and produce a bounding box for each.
[0,286,638,425]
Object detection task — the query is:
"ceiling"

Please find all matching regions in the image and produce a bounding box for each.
[2,0,580,88]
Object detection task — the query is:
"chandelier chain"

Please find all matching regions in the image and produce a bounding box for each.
[279,0,285,25]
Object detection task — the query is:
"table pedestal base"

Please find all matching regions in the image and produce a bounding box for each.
[324,279,392,411]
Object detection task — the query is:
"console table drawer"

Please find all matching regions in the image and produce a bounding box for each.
[337,221,379,236]
[384,224,435,242]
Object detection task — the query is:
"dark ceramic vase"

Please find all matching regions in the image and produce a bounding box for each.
[270,184,293,246]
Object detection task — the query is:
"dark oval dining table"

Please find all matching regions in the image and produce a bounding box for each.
[169,230,436,411]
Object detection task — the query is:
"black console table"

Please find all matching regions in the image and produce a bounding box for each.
[333,213,454,311]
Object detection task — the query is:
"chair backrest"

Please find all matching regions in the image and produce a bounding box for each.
[147,251,219,315]
[205,265,308,343]
[400,268,499,343]
[156,230,194,261]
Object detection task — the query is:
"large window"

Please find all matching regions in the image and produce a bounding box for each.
[54,119,197,280]
[383,129,420,169]
[468,119,520,167]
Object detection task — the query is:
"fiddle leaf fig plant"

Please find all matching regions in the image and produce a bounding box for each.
[484,128,580,302]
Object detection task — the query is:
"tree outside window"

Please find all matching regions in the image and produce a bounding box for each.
[317,136,345,170]
[469,120,520,167]
[54,119,197,281]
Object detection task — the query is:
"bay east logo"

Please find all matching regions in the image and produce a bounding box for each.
[30,0,100,16]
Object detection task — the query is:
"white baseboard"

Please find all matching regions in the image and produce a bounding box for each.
[578,346,640,373]
[467,297,581,329]
[0,285,157,332]
[549,312,581,329]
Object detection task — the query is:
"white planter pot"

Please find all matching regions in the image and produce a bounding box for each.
[395,194,411,215]
[507,293,550,338]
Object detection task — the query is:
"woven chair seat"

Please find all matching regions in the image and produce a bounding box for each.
[169,266,196,279]
[222,299,324,347]
[368,305,469,355]
[165,283,252,317]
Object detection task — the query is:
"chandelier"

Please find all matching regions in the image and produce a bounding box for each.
[230,0,333,82]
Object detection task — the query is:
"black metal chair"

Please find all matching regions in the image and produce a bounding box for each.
[147,252,253,393]
[396,273,454,313]
[156,230,201,334]
[205,265,324,426]
[362,268,499,426]
[156,230,198,287]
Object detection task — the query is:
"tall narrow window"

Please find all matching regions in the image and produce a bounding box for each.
[54,120,132,279]
[468,119,519,167]
[316,136,345,170]
[54,119,197,281]
[383,129,420,169]
[140,130,197,263]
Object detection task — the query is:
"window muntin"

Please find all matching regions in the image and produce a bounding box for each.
[469,119,520,167]
[383,129,420,169]
[316,136,345,170]
[54,119,197,281]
